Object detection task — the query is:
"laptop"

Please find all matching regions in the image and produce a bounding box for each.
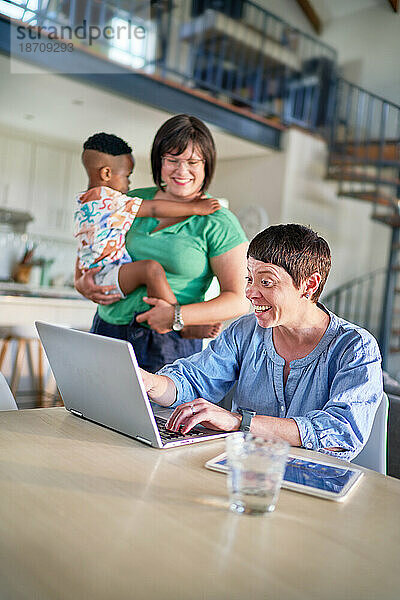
[35,321,230,449]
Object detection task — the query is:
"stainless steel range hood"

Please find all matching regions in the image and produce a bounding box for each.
[0,208,33,233]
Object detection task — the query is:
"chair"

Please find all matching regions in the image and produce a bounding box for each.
[387,393,400,478]
[0,328,45,407]
[0,372,18,410]
[351,392,388,474]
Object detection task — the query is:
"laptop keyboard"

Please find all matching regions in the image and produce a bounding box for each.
[154,415,208,442]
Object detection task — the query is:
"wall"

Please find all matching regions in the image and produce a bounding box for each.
[256,0,315,34]
[321,6,400,104]
[212,127,390,296]
[131,159,155,189]
[280,128,390,292]
[210,150,284,227]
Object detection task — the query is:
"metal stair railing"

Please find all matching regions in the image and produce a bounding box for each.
[328,77,400,211]
[322,268,387,341]
[326,77,400,369]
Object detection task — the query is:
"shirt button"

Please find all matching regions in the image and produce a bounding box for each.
[280,406,285,412]
[306,443,312,449]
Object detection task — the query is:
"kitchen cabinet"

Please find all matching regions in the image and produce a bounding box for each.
[30,143,85,240]
[0,130,85,241]
[65,152,86,238]
[30,143,68,237]
[0,294,95,330]
[0,133,34,213]
[0,132,87,241]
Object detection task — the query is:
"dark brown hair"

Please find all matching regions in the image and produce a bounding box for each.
[151,114,216,192]
[247,224,331,302]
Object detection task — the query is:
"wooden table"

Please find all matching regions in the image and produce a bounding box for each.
[1,408,399,600]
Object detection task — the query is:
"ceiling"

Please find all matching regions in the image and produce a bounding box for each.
[309,0,384,25]
[0,54,272,161]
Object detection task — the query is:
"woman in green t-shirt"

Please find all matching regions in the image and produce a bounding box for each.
[75,114,249,372]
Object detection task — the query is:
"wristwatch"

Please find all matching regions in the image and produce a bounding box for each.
[172,304,184,332]
[238,407,256,432]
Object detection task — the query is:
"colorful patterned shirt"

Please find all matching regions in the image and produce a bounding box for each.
[74,186,142,270]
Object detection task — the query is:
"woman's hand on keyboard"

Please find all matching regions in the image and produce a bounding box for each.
[166,398,241,435]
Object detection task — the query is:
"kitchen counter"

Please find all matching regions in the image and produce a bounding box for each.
[0,285,96,330]
[0,282,83,299]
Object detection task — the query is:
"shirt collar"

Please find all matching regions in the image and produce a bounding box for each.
[263,303,340,367]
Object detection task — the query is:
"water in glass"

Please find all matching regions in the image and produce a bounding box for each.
[226,433,289,515]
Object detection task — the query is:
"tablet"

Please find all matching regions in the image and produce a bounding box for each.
[205,453,364,501]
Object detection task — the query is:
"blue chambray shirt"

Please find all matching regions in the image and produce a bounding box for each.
[158,307,383,461]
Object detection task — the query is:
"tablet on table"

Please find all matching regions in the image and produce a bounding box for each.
[205,453,363,501]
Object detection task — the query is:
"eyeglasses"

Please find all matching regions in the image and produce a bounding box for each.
[162,156,205,169]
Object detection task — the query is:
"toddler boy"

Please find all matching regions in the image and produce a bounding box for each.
[75,132,220,306]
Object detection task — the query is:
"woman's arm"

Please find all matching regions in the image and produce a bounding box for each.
[137,197,221,218]
[74,258,121,305]
[136,242,250,332]
[140,369,177,407]
[166,399,302,445]
[246,415,302,445]
[182,242,250,324]
[292,337,383,460]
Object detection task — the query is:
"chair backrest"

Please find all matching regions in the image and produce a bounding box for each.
[352,392,388,474]
[0,372,17,410]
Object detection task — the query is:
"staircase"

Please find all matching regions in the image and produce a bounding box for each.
[325,78,400,369]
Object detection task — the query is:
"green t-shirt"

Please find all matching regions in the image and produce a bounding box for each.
[98,187,248,325]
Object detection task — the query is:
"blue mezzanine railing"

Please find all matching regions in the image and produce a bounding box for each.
[322,268,387,341]
[1,0,337,129]
[156,0,337,125]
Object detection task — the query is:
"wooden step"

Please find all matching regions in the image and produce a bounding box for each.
[329,155,400,169]
[372,213,400,227]
[338,191,396,208]
[390,347,400,353]
[334,141,399,162]
[327,169,400,187]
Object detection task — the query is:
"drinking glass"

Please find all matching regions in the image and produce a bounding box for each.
[226,432,289,515]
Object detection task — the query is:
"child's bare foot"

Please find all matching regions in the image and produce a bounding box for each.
[180,323,223,339]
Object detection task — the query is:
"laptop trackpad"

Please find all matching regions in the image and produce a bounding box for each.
[151,404,174,419]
